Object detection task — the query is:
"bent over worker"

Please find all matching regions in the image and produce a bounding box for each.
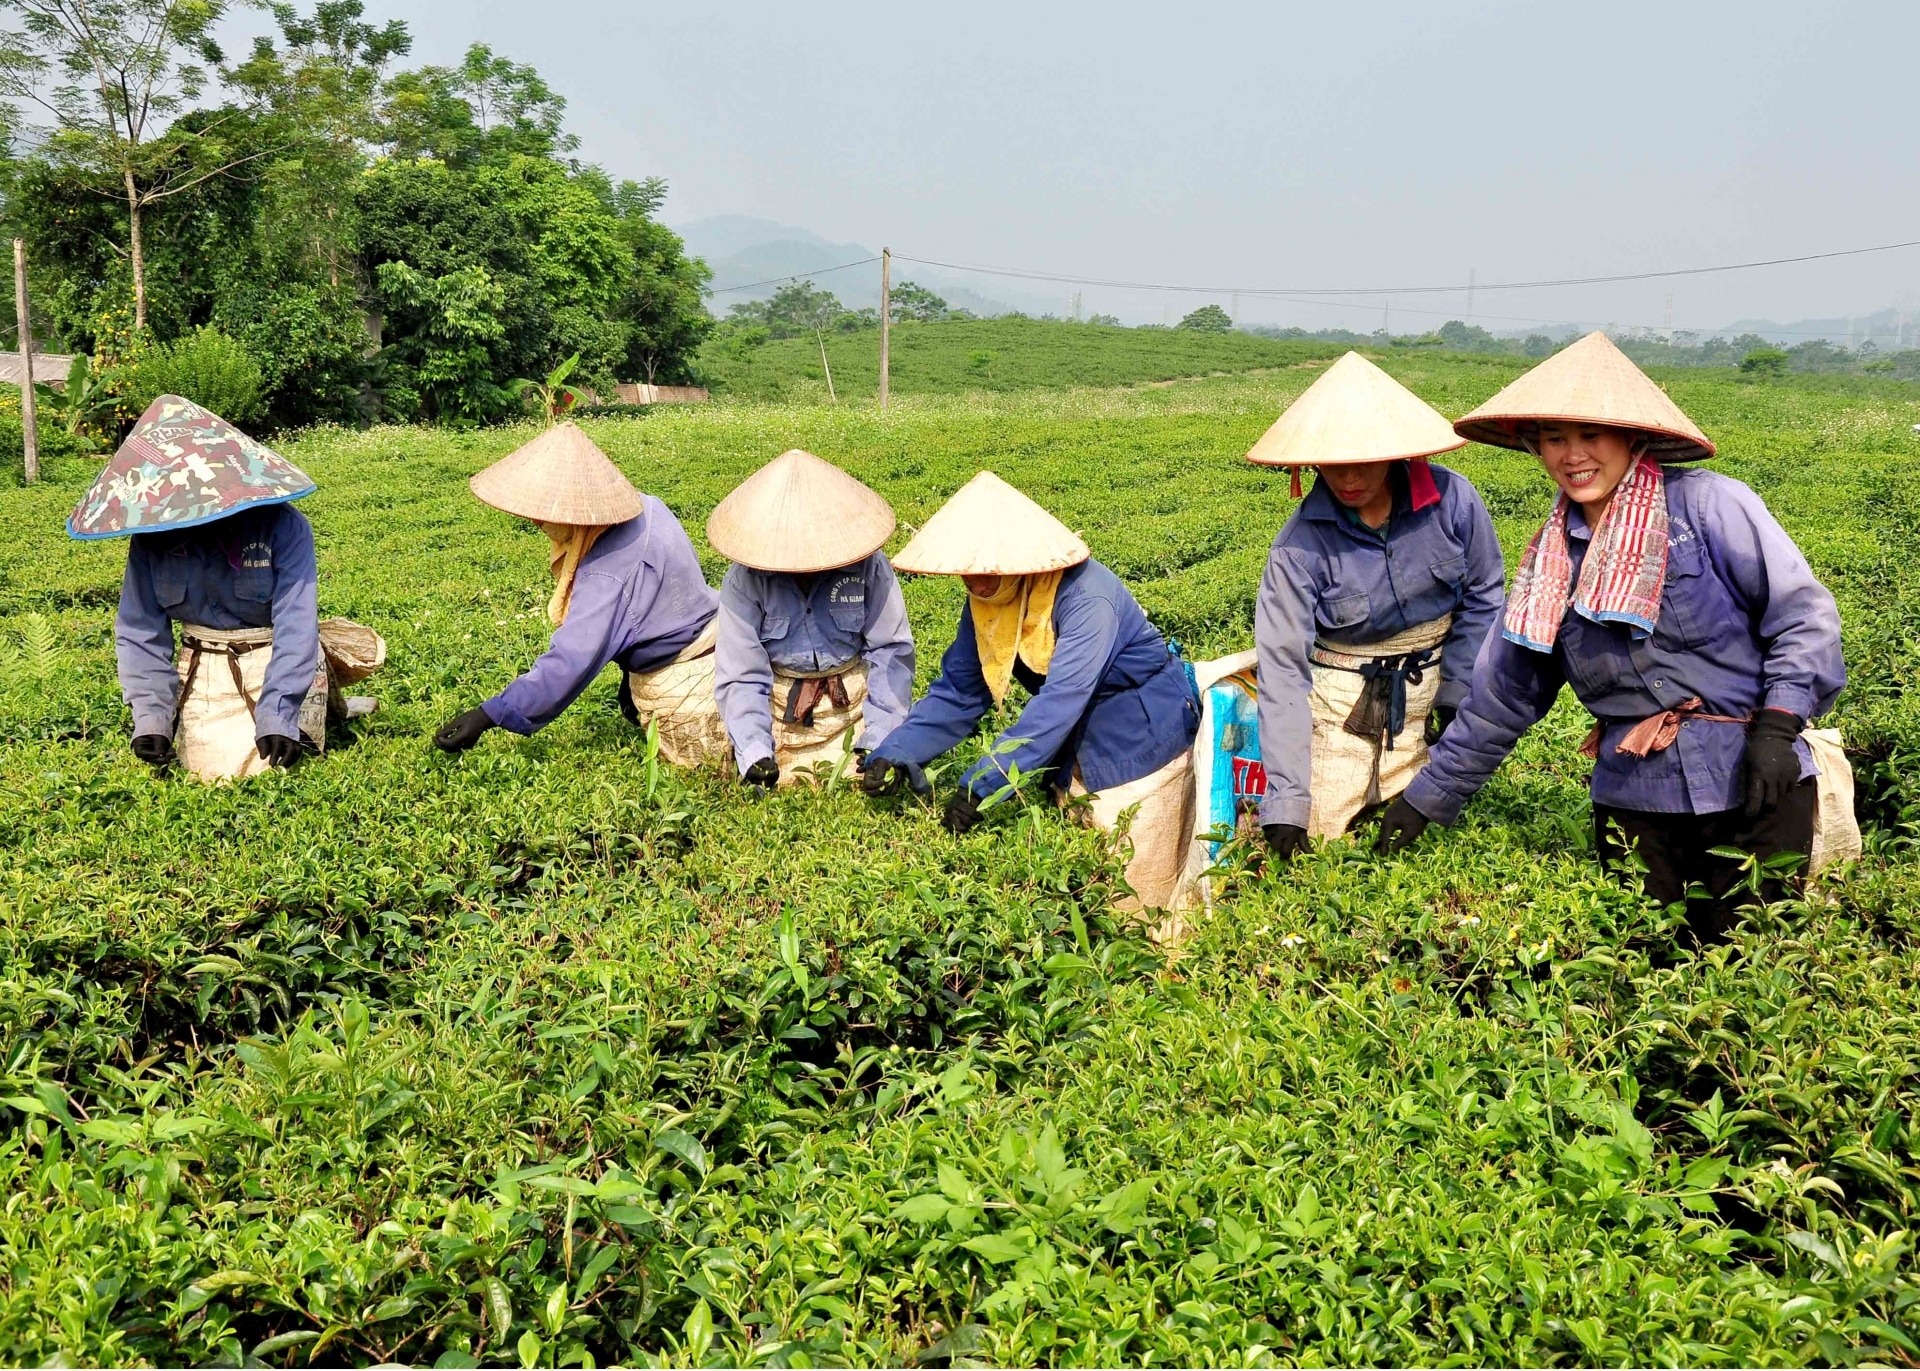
[708,449,915,788]
[434,423,719,756]
[862,472,1201,914]
[1385,332,1849,944]
[71,394,383,782]
[1248,353,1505,859]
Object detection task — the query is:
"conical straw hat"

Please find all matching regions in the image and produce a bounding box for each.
[707,449,896,573]
[469,423,645,524]
[891,471,1090,576]
[1454,331,1715,461]
[1245,352,1466,468]
[68,394,315,540]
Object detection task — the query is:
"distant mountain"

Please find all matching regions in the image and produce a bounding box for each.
[1713,306,1920,350]
[674,215,1055,319]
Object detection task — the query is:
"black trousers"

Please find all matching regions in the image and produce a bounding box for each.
[1592,778,1817,945]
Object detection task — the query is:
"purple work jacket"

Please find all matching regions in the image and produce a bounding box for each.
[482,497,718,735]
[1407,466,1845,822]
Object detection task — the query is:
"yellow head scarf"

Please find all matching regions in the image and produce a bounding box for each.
[542,522,608,625]
[970,570,1063,704]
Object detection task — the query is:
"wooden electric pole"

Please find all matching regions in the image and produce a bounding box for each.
[13,239,37,485]
[878,248,891,412]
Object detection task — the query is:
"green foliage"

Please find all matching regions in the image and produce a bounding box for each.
[372,262,511,424]
[1743,347,1791,378]
[1177,304,1233,333]
[4,358,1920,1363]
[507,352,586,426]
[32,355,115,439]
[123,327,267,425]
[890,280,952,323]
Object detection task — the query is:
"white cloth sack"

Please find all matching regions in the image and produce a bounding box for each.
[627,620,730,769]
[1069,747,1199,937]
[1805,726,1861,876]
[1305,615,1451,839]
[768,662,868,785]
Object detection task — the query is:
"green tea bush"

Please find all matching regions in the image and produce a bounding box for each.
[4,359,1920,1364]
[123,327,268,426]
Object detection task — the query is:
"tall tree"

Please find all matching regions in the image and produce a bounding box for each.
[0,0,276,329]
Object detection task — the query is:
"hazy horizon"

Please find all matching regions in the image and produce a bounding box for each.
[209,0,1920,335]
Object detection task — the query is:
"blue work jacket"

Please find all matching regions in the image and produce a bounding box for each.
[870,558,1199,799]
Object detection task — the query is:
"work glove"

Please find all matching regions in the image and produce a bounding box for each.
[1262,823,1309,863]
[616,674,640,727]
[942,790,982,836]
[1373,795,1432,856]
[434,706,496,753]
[131,733,175,768]
[1742,708,1804,817]
[256,733,301,768]
[1425,705,1456,747]
[860,756,931,797]
[743,756,779,791]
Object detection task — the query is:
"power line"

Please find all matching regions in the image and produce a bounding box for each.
[706,257,878,296]
[893,235,1920,299]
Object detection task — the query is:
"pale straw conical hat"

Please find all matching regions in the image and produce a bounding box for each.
[1245,352,1466,468]
[469,423,645,524]
[1454,331,1715,461]
[707,449,896,573]
[891,471,1090,577]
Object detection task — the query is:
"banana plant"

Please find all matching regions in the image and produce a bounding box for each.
[34,355,118,439]
[507,353,587,426]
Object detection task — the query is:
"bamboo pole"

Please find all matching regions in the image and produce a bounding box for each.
[13,239,37,485]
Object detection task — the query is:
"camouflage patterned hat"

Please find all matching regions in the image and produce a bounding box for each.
[66,395,316,541]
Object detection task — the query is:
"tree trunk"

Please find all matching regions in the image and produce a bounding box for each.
[125,172,147,332]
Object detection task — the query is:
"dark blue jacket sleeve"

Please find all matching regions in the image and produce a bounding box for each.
[483,569,625,735]
[256,510,321,740]
[867,604,992,769]
[115,538,180,737]
[1437,481,1507,713]
[857,557,917,750]
[962,589,1120,800]
[1405,629,1565,825]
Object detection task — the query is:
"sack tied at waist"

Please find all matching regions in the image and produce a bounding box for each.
[1310,641,1443,750]
[180,626,274,721]
[1579,696,1752,760]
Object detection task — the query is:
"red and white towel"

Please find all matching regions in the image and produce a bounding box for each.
[1503,455,1669,652]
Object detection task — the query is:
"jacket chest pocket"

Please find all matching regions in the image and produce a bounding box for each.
[233,568,273,603]
[759,612,792,644]
[1429,552,1467,595]
[1655,539,1718,650]
[152,555,189,610]
[828,600,866,633]
[1322,589,1370,633]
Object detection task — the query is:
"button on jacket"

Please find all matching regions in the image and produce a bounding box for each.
[116,503,320,742]
[483,496,719,735]
[714,553,916,773]
[1408,466,1845,823]
[870,558,1199,799]
[1255,464,1505,829]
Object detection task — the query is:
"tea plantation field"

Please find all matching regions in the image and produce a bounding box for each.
[6,357,1920,1366]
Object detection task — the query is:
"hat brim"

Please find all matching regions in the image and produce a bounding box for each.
[1455,414,1715,462]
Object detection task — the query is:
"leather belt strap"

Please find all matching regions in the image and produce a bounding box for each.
[783,671,851,728]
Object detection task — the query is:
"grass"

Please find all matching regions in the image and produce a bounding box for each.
[5,355,1920,1365]
[694,316,1345,402]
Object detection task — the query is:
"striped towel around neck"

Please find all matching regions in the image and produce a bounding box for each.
[1502,454,1669,652]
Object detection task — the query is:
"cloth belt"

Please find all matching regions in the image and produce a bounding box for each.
[782,667,854,728]
[1309,639,1444,751]
[180,624,274,722]
[1580,695,1752,760]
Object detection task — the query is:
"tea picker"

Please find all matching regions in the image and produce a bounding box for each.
[1392,333,1859,944]
[69,395,385,782]
[861,471,1201,926]
[434,423,722,759]
[707,449,915,790]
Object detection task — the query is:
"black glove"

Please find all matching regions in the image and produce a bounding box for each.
[860,756,931,797]
[1743,708,1804,818]
[942,791,982,836]
[1373,795,1432,856]
[131,733,175,768]
[1263,823,1309,863]
[616,674,640,727]
[434,707,496,753]
[256,733,301,768]
[1425,705,1456,747]
[743,756,779,791]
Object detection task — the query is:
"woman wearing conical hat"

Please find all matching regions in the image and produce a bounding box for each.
[1246,353,1506,858]
[71,394,384,782]
[433,423,720,758]
[1388,333,1848,944]
[861,472,1201,914]
[708,450,916,788]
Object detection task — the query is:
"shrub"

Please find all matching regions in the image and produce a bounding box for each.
[1740,346,1790,379]
[1176,304,1233,333]
[124,327,268,425]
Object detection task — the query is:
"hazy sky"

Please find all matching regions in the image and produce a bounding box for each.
[235,0,1919,332]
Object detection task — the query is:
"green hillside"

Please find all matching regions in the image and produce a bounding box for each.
[695,316,1345,400]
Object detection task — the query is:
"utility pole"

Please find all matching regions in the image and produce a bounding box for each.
[1664,292,1674,346]
[878,248,890,412]
[1231,290,1240,329]
[1466,268,1475,326]
[13,240,37,485]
